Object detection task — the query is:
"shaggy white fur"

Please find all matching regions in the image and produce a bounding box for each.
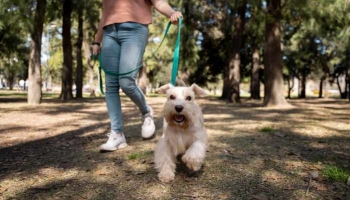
[154,83,208,182]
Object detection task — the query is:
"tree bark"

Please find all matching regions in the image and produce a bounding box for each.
[287,77,294,99]
[27,0,47,105]
[324,76,329,98]
[222,71,230,99]
[345,72,349,99]
[75,8,84,99]
[250,46,260,99]
[336,75,347,99]
[60,0,73,100]
[225,0,247,103]
[263,0,289,107]
[319,76,324,98]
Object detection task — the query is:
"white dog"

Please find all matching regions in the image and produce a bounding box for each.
[154,83,208,182]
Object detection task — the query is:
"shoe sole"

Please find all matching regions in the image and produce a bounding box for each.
[142,131,156,140]
[117,143,128,149]
[100,143,128,153]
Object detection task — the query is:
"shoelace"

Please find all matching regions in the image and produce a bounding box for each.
[143,117,153,126]
[142,112,154,124]
[106,132,119,141]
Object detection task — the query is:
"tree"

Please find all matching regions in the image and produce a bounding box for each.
[245,1,266,100]
[225,0,247,103]
[28,0,47,104]
[60,0,73,100]
[0,1,29,90]
[75,5,84,99]
[263,0,289,107]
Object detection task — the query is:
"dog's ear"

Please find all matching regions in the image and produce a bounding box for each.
[156,84,174,94]
[191,84,207,97]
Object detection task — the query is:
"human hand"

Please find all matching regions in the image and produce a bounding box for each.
[92,44,101,56]
[170,11,183,24]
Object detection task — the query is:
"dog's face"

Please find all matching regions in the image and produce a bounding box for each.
[157,84,207,129]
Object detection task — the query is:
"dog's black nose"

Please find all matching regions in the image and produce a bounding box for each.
[175,105,183,113]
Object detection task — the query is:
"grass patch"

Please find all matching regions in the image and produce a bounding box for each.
[127,151,153,160]
[259,126,274,133]
[322,165,350,183]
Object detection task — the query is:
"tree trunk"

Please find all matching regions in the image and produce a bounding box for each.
[28,0,47,105]
[324,76,329,98]
[60,0,73,100]
[75,8,84,99]
[319,76,324,98]
[287,77,294,99]
[336,75,342,98]
[336,75,347,99]
[226,0,247,103]
[263,0,289,107]
[345,72,349,99]
[221,71,230,99]
[250,46,260,99]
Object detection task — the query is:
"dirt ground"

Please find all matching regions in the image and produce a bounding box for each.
[0,92,349,200]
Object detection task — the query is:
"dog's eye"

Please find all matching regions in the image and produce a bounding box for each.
[186,96,192,101]
[170,95,175,100]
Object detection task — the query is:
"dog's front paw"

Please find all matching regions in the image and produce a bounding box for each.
[182,154,202,171]
[158,171,175,183]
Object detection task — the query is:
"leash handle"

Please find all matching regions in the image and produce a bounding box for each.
[154,18,182,85]
[171,17,182,85]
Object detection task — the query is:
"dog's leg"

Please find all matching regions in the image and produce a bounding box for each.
[154,138,176,182]
[181,140,206,171]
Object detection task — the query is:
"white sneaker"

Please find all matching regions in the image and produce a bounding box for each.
[99,131,128,152]
[141,106,155,139]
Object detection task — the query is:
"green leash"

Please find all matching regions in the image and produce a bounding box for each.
[95,18,182,94]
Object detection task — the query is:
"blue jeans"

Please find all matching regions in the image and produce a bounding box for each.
[101,22,150,133]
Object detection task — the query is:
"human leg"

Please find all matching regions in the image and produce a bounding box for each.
[117,22,150,115]
[99,25,127,151]
[101,25,124,133]
[116,22,155,138]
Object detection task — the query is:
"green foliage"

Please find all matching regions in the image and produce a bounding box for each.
[1,0,350,95]
[322,165,350,183]
[259,127,274,133]
[127,151,152,160]
[0,12,29,86]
